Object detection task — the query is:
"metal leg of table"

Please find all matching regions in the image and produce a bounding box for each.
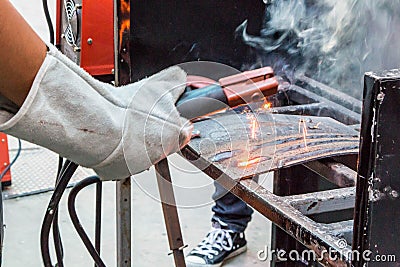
[116,178,131,267]
[155,159,187,267]
[272,165,320,267]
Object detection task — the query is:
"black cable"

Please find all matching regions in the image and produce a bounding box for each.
[57,157,64,177]
[0,139,22,181]
[67,176,106,267]
[40,161,78,267]
[52,156,66,267]
[42,0,55,45]
[41,0,60,261]
[95,182,102,266]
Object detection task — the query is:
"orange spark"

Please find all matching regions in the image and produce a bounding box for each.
[238,157,262,168]
[262,102,272,110]
[298,119,308,150]
[247,113,259,140]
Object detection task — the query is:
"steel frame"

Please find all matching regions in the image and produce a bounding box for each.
[176,80,362,267]
[181,147,357,267]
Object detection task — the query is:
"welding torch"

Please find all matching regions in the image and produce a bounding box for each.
[176,67,279,119]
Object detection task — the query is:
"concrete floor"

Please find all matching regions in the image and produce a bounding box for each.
[3,2,273,266]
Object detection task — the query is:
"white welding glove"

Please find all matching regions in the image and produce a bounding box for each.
[0,44,192,181]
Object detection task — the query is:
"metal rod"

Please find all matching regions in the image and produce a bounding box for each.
[95,181,102,267]
[155,159,187,267]
[285,85,361,125]
[283,187,356,215]
[303,160,357,188]
[295,75,362,114]
[114,0,132,264]
[116,178,131,267]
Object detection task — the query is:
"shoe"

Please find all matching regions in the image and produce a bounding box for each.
[186,223,247,267]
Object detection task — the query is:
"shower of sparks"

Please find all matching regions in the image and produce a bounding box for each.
[262,102,272,110]
[298,118,308,150]
[237,157,262,168]
[257,101,272,113]
[247,113,259,140]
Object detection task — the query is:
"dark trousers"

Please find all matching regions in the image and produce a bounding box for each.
[211,181,253,233]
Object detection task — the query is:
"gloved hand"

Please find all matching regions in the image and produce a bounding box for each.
[0,44,192,181]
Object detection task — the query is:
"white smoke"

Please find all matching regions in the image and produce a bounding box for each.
[240,0,400,98]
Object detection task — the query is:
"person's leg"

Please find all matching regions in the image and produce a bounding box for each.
[186,180,255,267]
[211,181,253,233]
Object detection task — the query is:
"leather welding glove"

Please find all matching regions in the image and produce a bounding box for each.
[0,44,192,181]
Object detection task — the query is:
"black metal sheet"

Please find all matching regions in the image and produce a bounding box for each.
[129,1,265,80]
[354,70,400,266]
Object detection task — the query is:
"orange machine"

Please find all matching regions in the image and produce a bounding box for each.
[56,0,115,78]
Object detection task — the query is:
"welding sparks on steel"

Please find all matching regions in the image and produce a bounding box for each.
[237,157,262,168]
[247,112,260,140]
[262,102,272,110]
[298,118,309,150]
[3,0,400,266]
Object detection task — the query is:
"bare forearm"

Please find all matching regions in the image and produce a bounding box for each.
[0,0,47,107]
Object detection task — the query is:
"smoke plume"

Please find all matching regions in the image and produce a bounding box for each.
[239,0,400,98]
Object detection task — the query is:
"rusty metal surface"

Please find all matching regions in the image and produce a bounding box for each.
[284,187,356,216]
[116,178,131,267]
[155,159,186,267]
[303,160,357,188]
[188,111,359,181]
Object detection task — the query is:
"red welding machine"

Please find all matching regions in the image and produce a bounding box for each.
[56,0,114,78]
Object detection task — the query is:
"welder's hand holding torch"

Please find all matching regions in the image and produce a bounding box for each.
[0,44,192,181]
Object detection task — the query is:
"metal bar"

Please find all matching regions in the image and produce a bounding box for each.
[155,159,186,267]
[95,182,102,267]
[296,75,362,114]
[182,147,351,266]
[284,85,361,125]
[324,220,353,245]
[116,178,131,267]
[284,187,356,216]
[270,103,324,115]
[115,0,132,265]
[271,165,320,267]
[303,160,357,188]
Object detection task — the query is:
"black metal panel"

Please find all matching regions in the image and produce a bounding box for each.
[129,1,265,80]
[353,70,400,266]
[116,0,132,85]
